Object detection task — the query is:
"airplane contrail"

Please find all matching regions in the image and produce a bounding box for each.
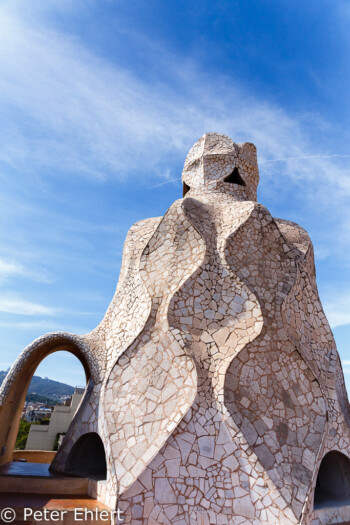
[148,177,180,189]
[260,154,350,164]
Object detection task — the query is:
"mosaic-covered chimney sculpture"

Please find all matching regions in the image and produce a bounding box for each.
[1,133,350,524]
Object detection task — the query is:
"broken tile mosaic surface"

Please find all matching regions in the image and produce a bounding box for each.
[1,133,349,524]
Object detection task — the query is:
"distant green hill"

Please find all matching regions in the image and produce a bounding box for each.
[0,371,75,398]
[25,393,60,405]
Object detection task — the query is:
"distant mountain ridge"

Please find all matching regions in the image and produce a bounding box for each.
[0,370,75,397]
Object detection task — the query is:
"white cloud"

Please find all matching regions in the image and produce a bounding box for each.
[0,297,56,316]
[0,294,98,318]
[0,0,349,336]
[0,0,349,199]
[323,295,350,329]
[0,259,53,285]
[0,320,90,333]
[0,260,25,281]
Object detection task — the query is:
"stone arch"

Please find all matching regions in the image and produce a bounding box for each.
[314,451,350,509]
[0,332,96,465]
[64,432,107,480]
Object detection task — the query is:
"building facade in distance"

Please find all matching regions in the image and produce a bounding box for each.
[25,388,84,451]
[23,407,52,423]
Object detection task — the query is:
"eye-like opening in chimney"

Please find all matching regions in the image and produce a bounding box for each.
[183,182,191,197]
[224,167,246,186]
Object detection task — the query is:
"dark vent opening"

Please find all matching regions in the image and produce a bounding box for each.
[314,451,350,509]
[224,167,246,186]
[64,432,107,480]
[183,182,191,197]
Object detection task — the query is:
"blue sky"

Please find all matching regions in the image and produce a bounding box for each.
[0,0,349,390]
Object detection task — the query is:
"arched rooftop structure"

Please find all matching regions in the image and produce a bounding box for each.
[0,332,94,466]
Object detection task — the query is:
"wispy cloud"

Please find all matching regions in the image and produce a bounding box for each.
[0,296,97,318]
[0,320,91,334]
[260,154,350,164]
[0,0,349,200]
[0,297,56,316]
[0,260,29,283]
[323,294,350,329]
[0,259,54,285]
[0,0,349,343]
